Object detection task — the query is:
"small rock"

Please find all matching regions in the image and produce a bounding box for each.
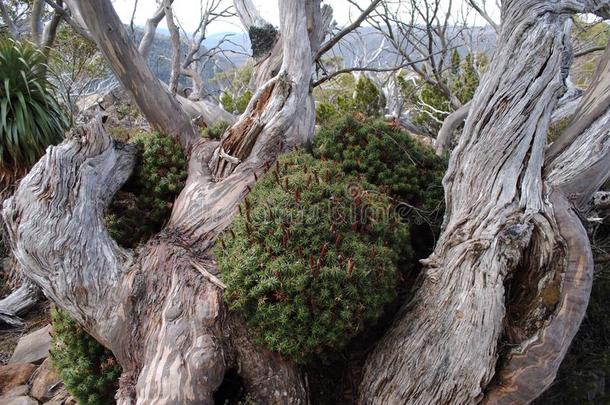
[0,363,37,394]
[9,324,52,365]
[30,358,62,402]
[1,396,38,405]
[0,385,29,398]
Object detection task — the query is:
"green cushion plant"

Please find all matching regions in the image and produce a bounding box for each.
[50,308,122,405]
[217,152,410,363]
[314,116,446,233]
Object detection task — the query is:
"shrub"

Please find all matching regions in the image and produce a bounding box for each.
[0,39,68,183]
[106,131,188,247]
[314,76,385,125]
[314,116,446,226]
[217,152,410,363]
[201,120,230,140]
[221,90,253,115]
[353,76,385,117]
[50,308,122,405]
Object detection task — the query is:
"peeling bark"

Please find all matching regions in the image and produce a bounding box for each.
[0,279,41,328]
[3,0,317,403]
[6,0,610,403]
[359,1,610,403]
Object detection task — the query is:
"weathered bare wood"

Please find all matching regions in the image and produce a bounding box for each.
[138,0,172,59]
[546,42,610,166]
[359,2,597,403]
[0,280,41,328]
[41,2,63,54]
[480,44,610,401]
[42,0,95,43]
[233,0,267,30]
[3,0,320,403]
[550,81,582,124]
[65,0,199,153]
[435,101,471,155]
[30,0,44,44]
[482,191,593,404]
[164,0,180,95]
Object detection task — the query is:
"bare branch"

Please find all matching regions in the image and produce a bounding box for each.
[315,0,382,60]
[138,0,173,59]
[129,0,138,35]
[67,0,199,153]
[164,0,181,95]
[41,0,64,53]
[43,0,95,42]
[233,0,268,30]
[546,43,610,169]
[0,0,19,38]
[574,44,607,58]
[466,0,500,33]
[435,101,471,155]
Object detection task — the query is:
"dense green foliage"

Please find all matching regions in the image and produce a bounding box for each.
[450,53,481,105]
[397,52,482,134]
[314,116,446,227]
[200,120,230,140]
[106,131,188,247]
[315,76,384,124]
[0,39,68,182]
[352,76,385,117]
[217,152,410,363]
[50,308,122,405]
[220,90,252,115]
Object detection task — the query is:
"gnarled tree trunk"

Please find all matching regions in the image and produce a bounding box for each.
[3,0,610,404]
[359,1,610,404]
[3,0,318,403]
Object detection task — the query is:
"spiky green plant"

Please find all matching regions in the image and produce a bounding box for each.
[217,152,410,363]
[314,116,446,224]
[0,39,68,183]
[314,116,447,258]
[106,131,188,247]
[201,120,230,140]
[50,308,122,405]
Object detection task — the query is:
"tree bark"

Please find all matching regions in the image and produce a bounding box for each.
[435,101,471,155]
[138,0,172,60]
[0,279,41,328]
[30,0,44,45]
[3,0,319,403]
[5,0,610,403]
[359,1,610,404]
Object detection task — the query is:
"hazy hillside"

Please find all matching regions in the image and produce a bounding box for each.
[141,25,496,91]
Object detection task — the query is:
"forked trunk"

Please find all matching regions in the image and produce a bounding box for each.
[4,0,610,404]
[359,1,610,404]
[3,0,316,403]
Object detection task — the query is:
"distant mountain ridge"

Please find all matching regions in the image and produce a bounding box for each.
[135,25,496,94]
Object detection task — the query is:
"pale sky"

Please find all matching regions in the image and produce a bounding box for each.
[111,0,500,34]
